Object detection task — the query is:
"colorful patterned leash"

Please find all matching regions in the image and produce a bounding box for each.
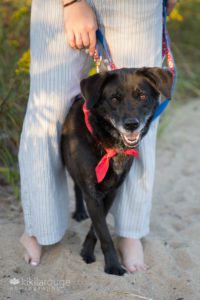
[152,0,177,121]
[94,0,177,122]
[95,29,117,71]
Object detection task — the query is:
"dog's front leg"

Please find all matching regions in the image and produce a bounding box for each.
[80,225,97,263]
[80,191,116,264]
[83,194,126,276]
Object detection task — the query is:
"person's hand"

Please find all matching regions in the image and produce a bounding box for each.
[166,0,179,16]
[63,0,98,56]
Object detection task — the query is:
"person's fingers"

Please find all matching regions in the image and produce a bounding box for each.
[67,30,76,49]
[82,31,90,49]
[75,32,83,49]
[88,30,96,56]
[67,29,97,52]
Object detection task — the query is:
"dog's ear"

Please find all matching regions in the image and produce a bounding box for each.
[136,67,173,99]
[80,72,108,109]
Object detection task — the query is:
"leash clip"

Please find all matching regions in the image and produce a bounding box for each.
[95,56,102,73]
[94,54,111,73]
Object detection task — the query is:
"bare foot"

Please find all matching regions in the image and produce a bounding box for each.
[117,237,147,273]
[20,232,42,266]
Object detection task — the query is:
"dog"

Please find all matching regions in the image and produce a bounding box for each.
[61,67,173,276]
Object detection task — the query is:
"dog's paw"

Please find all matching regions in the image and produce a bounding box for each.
[80,248,96,264]
[72,210,89,222]
[104,264,126,276]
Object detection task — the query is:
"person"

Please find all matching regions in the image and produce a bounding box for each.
[19,0,178,272]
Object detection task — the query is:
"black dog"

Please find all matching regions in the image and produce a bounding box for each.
[61,67,172,276]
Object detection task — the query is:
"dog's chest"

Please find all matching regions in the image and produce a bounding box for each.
[111,153,133,176]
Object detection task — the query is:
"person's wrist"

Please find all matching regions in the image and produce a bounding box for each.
[63,0,84,8]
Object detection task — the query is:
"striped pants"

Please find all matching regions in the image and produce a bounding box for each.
[18,0,162,245]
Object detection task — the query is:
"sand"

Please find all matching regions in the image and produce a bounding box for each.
[0,100,199,300]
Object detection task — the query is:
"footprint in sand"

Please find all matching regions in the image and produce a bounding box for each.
[174,249,196,270]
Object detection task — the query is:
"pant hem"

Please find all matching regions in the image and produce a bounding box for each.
[25,226,68,246]
[115,228,150,239]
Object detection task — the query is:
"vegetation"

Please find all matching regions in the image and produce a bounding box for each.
[0,0,199,197]
[0,0,30,197]
[168,0,200,101]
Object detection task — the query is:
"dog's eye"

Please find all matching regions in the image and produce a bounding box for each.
[139,93,147,101]
[135,89,147,101]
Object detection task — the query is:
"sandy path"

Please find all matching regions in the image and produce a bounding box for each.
[0,100,199,300]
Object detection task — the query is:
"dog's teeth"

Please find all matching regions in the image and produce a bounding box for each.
[120,131,140,147]
[121,133,140,147]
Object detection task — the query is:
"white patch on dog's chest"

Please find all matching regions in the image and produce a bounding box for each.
[112,154,132,175]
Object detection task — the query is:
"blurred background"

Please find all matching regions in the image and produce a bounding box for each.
[0,0,200,198]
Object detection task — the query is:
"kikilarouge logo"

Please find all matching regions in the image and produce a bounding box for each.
[9,276,71,292]
[9,278,20,285]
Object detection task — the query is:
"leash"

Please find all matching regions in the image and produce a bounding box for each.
[152,0,177,120]
[94,0,177,121]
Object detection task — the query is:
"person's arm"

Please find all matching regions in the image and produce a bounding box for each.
[63,0,98,56]
[166,0,179,16]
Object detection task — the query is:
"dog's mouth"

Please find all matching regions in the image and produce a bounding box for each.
[120,131,141,148]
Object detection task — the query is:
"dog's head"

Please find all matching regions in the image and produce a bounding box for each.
[81,67,173,148]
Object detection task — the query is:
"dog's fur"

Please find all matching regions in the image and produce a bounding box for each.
[61,67,173,276]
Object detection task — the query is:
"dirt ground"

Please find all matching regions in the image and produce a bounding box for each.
[0,100,199,300]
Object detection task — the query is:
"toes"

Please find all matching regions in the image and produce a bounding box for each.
[126,265,137,273]
[24,252,40,267]
[20,232,42,266]
[30,261,39,267]
[137,263,148,271]
[135,265,145,272]
[125,264,147,273]
[116,238,147,273]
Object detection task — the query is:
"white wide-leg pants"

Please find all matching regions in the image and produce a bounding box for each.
[18,0,162,245]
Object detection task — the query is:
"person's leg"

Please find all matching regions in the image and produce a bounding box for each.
[19,0,89,265]
[92,0,162,271]
[115,121,159,272]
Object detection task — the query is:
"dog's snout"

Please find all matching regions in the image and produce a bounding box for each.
[124,118,140,131]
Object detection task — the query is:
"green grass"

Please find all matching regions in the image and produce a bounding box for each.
[168,0,200,102]
[0,0,30,197]
[0,0,199,197]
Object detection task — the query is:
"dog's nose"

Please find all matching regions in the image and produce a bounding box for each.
[124,118,140,131]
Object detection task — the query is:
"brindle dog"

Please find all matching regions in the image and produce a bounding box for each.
[61,67,172,276]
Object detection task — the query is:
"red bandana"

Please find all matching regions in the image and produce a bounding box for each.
[83,102,139,183]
